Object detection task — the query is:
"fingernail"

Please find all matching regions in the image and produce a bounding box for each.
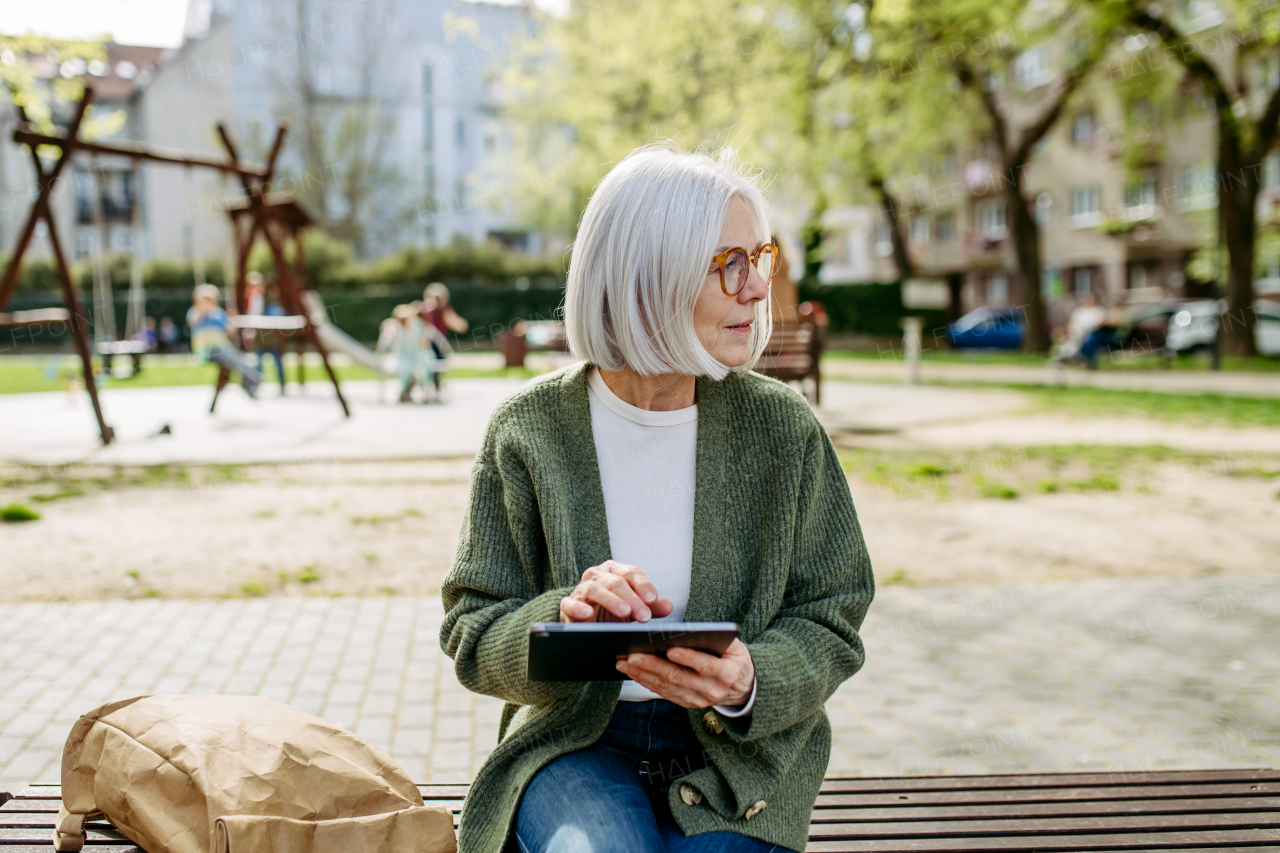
[617,605,630,616]
[629,654,643,665]
[615,661,627,673]
[636,610,650,622]
[643,591,656,602]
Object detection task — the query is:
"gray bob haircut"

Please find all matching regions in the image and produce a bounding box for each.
[563,143,773,380]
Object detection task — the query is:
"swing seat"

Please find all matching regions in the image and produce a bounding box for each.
[230,314,307,332]
[94,340,150,355]
[0,308,71,327]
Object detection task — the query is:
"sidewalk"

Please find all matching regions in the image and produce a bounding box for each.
[823,357,1280,397]
[2,577,1274,791]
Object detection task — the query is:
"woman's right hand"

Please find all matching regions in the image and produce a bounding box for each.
[560,560,674,623]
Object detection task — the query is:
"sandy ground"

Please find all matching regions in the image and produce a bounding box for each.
[2,438,1276,601]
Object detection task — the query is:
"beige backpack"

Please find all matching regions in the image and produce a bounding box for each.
[54,695,456,853]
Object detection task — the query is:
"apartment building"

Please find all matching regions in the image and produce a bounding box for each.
[2,0,537,267]
[818,21,1280,321]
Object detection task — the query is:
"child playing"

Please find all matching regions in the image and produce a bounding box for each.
[387,303,432,403]
[187,283,262,398]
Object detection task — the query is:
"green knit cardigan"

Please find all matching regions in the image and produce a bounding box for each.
[440,362,874,852]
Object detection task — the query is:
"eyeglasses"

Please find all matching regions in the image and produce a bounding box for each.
[710,243,778,296]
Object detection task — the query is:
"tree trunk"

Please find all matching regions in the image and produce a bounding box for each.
[1004,164,1049,352]
[1219,143,1259,356]
[870,177,914,280]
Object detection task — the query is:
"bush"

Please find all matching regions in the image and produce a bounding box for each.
[798,281,948,339]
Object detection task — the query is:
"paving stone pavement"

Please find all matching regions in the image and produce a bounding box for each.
[1,577,1275,792]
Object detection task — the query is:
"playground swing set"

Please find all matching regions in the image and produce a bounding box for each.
[0,86,353,445]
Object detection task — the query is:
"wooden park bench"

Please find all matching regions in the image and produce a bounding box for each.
[3,768,1275,850]
[756,301,826,405]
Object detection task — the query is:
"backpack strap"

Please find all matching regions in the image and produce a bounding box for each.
[53,805,87,852]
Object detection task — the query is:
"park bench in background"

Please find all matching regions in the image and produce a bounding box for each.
[3,768,1276,850]
[755,300,826,405]
[499,320,569,368]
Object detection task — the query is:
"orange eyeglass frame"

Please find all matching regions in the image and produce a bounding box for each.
[711,243,779,296]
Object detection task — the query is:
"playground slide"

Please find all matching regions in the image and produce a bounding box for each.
[300,291,389,375]
[315,322,389,375]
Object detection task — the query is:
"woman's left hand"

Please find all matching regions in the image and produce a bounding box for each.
[616,639,754,709]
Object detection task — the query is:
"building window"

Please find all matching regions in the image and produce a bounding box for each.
[1072,267,1093,293]
[936,210,955,240]
[1014,46,1051,89]
[986,274,1008,305]
[1069,185,1100,226]
[874,222,894,257]
[1259,257,1280,294]
[1178,164,1216,210]
[1124,174,1156,216]
[1129,264,1148,289]
[978,200,1006,240]
[1035,192,1052,227]
[909,216,930,244]
[1263,55,1280,91]
[1265,152,1280,191]
[1071,110,1095,145]
[937,147,955,175]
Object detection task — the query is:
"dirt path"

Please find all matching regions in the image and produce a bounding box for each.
[3,440,1276,601]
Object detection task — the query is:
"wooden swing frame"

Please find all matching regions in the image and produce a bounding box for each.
[0,86,348,445]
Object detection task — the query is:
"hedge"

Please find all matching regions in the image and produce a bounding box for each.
[798,281,948,338]
[4,277,941,352]
[1,280,567,350]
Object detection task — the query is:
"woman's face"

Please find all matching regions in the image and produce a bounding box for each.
[693,196,769,368]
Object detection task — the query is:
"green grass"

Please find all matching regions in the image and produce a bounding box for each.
[2,463,239,509]
[1,503,41,522]
[0,356,384,395]
[1021,386,1280,428]
[837,444,1279,501]
[0,355,542,395]
[824,349,1280,372]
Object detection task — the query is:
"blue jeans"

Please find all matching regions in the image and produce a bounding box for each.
[513,700,787,853]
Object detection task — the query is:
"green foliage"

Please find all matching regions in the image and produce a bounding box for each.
[1,503,40,522]
[501,0,790,235]
[0,34,122,139]
[368,238,566,285]
[798,281,946,337]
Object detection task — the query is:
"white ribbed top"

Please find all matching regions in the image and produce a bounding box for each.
[587,368,697,702]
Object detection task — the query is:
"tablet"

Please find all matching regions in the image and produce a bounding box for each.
[527,622,740,682]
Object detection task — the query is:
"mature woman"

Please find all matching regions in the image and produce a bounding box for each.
[440,144,874,853]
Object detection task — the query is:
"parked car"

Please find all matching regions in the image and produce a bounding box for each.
[1165,299,1280,355]
[1121,300,1181,351]
[947,306,1024,349]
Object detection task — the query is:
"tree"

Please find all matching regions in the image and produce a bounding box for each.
[501,0,796,238]
[264,0,408,257]
[1119,1,1280,356]
[870,0,1122,352]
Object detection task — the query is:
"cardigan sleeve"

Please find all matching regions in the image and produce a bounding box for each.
[439,438,584,707]
[724,420,874,742]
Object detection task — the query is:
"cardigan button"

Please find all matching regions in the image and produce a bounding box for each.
[702,711,724,735]
[679,783,703,806]
[745,800,766,820]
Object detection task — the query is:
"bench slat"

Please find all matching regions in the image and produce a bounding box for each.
[815,781,1280,808]
[803,828,1280,851]
[3,770,1272,853]
[806,811,1280,838]
[810,797,1280,822]
[818,769,1278,793]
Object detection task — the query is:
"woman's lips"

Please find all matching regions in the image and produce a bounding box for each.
[726,320,754,334]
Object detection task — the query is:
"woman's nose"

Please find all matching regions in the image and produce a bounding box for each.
[738,264,770,303]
